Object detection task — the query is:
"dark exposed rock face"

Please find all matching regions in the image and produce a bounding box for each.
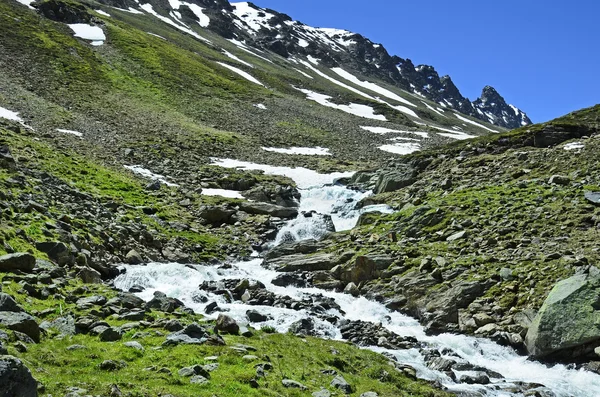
[0,253,36,273]
[33,0,93,23]
[0,355,38,397]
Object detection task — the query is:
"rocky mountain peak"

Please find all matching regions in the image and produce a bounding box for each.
[473,85,532,128]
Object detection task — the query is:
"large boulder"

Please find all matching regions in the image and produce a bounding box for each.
[0,253,35,273]
[340,255,394,283]
[526,274,600,359]
[215,314,239,335]
[0,355,38,397]
[373,167,417,194]
[198,205,236,225]
[35,242,73,266]
[238,202,298,219]
[0,312,40,342]
[0,293,23,313]
[265,253,338,272]
[422,281,489,333]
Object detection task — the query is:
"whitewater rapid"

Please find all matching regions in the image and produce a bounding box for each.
[114,160,600,396]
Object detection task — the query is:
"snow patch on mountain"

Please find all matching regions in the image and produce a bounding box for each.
[295,87,386,121]
[67,24,106,45]
[217,62,264,86]
[454,113,498,133]
[331,68,417,108]
[222,50,254,68]
[262,147,332,156]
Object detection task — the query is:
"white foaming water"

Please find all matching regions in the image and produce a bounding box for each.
[273,185,393,245]
[115,258,600,397]
[113,167,600,396]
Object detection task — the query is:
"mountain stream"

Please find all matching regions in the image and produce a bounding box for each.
[114,160,600,396]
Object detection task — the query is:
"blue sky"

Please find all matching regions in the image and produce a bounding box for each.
[251,0,599,123]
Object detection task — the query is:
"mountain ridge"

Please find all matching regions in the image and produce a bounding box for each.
[91,0,531,128]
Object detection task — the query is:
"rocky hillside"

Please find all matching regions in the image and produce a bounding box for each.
[0,0,598,396]
[286,105,600,362]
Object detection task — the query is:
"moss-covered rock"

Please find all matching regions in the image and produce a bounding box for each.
[526,273,600,360]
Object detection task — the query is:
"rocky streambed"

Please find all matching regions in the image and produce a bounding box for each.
[114,162,600,396]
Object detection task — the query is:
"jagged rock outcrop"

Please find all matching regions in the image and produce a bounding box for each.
[473,86,532,128]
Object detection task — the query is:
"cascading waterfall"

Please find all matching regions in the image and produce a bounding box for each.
[114,160,600,397]
[274,184,393,245]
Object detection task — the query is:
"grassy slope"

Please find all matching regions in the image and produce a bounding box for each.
[0,0,503,175]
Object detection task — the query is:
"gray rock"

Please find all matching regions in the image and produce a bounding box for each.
[312,389,331,397]
[35,241,72,265]
[50,316,76,336]
[360,393,379,397]
[76,295,107,306]
[289,318,316,336]
[282,379,307,390]
[0,253,35,273]
[427,357,455,371]
[585,191,600,206]
[0,145,16,170]
[77,267,102,284]
[124,341,144,351]
[198,205,235,225]
[526,274,600,358]
[164,323,208,346]
[215,314,239,335]
[266,253,338,272]
[340,255,393,284]
[344,282,359,296]
[271,273,307,288]
[117,292,146,309]
[373,167,417,194]
[99,360,123,371]
[499,267,514,281]
[548,175,570,185]
[239,202,298,219]
[446,230,467,242]
[459,372,490,385]
[239,325,253,337]
[331,375,353,394]
[99,327,123,342]
[246,310,269,323]
[423,280,489,332]
[66,344,87,351]
[0,355,38,397]
[0,293,23,312]
[179,364,210,378]
[0,311,40,342]
[190,375,209,384]
[125,249,144,265]
[145,291,182,313]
